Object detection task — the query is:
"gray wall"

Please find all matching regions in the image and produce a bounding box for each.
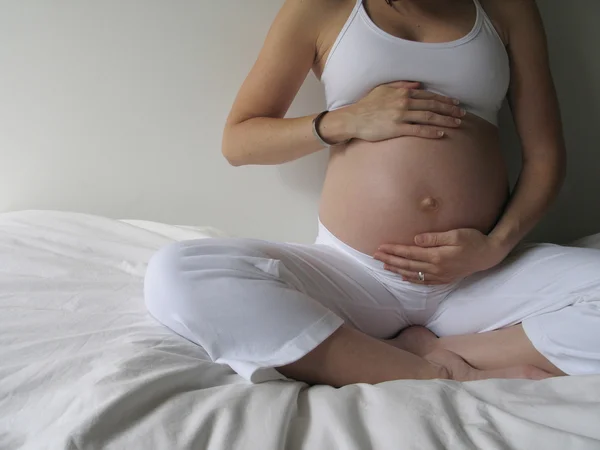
[0,1,598,244]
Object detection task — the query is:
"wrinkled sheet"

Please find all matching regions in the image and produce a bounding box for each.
[1,210,600,450]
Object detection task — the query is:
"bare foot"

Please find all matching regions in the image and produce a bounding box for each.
[425,349,553,382]
[386,326,439,357]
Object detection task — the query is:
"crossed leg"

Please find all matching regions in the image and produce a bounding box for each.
[385,325,567,376]
[146,237,553,387]
[385,243,600,378]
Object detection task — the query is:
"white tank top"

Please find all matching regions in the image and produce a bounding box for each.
[321,0,510,126]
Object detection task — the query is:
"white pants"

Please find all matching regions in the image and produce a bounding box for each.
[144,222,600,383]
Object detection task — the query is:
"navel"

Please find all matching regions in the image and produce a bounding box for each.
[419,196,441,211]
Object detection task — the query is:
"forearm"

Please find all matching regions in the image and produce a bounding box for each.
[489,156,566,252]
[221,109,353,166]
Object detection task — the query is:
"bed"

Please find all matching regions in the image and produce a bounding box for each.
[1,210,600,450]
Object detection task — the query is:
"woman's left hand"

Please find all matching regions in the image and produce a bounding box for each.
[373,228,510,285]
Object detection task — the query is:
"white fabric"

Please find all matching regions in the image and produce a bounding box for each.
[145,220,600,382]
[2,210,600,449]
[321,0,509,125]
[316,221,600,376]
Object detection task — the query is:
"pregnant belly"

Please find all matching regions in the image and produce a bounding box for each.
[319,114,510,256]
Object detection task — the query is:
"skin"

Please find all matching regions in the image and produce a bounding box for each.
[222,0,567,384]
[387,325,567,376]
[372,0,566,286]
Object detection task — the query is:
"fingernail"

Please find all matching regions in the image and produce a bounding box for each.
[437,131,445,137]
[453,99,460,105]
[454,118,462,125]
[460,108,467,116]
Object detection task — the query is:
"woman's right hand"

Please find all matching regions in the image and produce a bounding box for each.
[344,81,467,142]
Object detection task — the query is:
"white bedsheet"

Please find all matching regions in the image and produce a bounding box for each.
[1,210,600,450]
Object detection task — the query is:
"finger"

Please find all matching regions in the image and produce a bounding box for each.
[403,110,462,128]
[415,231,461,247]
[382,265,446,285]
[397,124,446,139]
[377,244,436,263]
[373,253,435,273]
[409,89,461,106]
[385,80,421,89]
[407,98,466,118]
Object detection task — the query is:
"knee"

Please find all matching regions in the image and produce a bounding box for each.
[144,239,220,318]
[144,240,188,321]
[143,238,279,320]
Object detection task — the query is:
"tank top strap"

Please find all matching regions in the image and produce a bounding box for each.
[473,0,489,21]
[472,0,506,46]
[322,0,364,72]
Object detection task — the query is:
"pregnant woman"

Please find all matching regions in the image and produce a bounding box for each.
[145,0,600,385]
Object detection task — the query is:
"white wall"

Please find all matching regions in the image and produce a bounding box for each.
[0,1,598,244]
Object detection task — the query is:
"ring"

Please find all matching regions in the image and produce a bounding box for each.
[418,271,425,282]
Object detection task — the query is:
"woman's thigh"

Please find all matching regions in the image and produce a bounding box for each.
[144,238,408,348]
[426,243,600,336]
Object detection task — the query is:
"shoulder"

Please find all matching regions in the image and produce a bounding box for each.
[263,0,353,51]
[278,0,356,64]
[480,0,541,47]
[280,0,353,25]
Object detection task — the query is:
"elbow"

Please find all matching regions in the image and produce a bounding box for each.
[222,147,244,167]
[524,145,567,183]
[555,147,568,185]
[221,128,247,167]
[558,161,567,184]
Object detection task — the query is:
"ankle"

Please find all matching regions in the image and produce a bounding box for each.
[423,349,463,380]
[422,352,451,380]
